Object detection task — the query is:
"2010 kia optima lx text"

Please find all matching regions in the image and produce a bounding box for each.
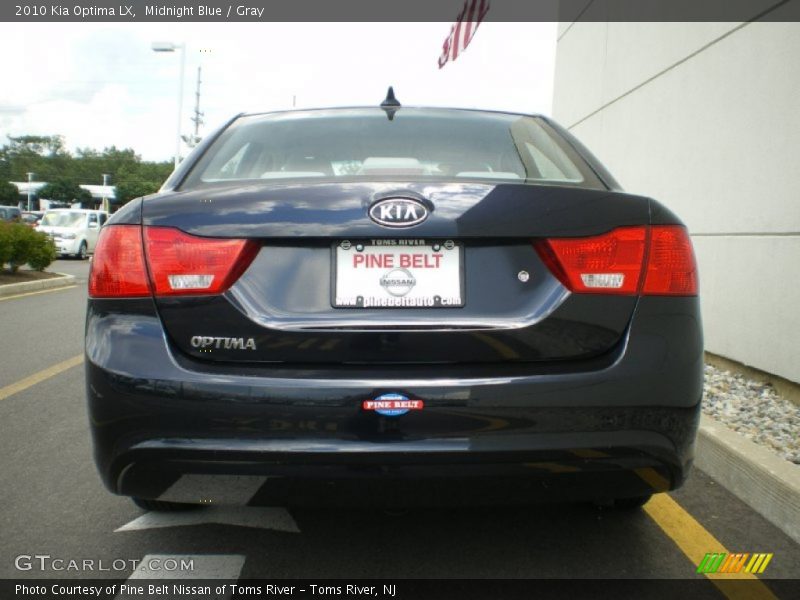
[85,95,702,511]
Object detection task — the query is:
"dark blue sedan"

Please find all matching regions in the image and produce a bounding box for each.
[85,99,701,511]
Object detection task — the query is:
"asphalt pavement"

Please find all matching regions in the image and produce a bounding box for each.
[1,259,798,597]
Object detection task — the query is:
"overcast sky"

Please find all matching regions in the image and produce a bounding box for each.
[0,22,556,164]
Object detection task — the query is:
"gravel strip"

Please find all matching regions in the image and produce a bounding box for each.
[703,364,800,465]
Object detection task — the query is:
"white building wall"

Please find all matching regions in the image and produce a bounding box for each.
[553,14,800,382]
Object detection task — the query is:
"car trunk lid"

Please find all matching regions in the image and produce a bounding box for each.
[139,181,650,364]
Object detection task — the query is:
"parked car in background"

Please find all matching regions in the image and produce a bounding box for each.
[21,211,44,228]
[38,208,109,259]
[0,206,22,222]
[86,104,702,512]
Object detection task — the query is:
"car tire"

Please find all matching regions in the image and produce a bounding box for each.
[131,497,199,512]
[77,241,88,260]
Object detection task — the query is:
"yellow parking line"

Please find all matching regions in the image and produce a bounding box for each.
[0,354,84,401]
[644,494,778,600]
[0,285,77,302]
[634,467,671,493]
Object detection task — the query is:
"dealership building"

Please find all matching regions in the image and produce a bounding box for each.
[553,14,799,384]
[10,181,116,211]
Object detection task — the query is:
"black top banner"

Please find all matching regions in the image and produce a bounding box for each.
[3,0,800,22]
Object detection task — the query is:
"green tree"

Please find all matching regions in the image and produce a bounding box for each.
[115,180,160,204]
[37,179,92,204]
[4,135,70,182]
[0,180,19,206]
[7,135,66,156]
[1,135,174,208]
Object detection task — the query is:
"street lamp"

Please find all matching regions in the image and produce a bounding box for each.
[152,41,186,169]
[26,172,34,211]
[102,173,110,213]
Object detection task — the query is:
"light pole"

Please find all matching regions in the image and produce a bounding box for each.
[26,172,34,211]
[152,41,186,169]
[102,173,110,213]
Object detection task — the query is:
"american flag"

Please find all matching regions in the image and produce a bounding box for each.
[438,0,491,69]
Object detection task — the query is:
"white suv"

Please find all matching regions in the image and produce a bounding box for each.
[38,209,109,259]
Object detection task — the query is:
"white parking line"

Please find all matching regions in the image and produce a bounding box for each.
[158,474,269,505]
[116,554,245,599]
[115,506,300,533]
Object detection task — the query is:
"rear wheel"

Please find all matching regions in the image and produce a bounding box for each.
[131,497,198,512]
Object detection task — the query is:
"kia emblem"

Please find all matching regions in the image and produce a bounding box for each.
[369,197,429,228]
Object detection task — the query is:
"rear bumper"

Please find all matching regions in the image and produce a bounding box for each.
[85,296,703,506]
[112,430,694,507]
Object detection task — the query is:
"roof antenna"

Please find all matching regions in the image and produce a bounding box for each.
[380,86,401,121]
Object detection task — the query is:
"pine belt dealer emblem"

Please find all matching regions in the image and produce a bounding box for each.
[363,393,424,417]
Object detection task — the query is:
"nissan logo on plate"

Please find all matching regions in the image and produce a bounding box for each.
[380,268,417,297]
[369,197,429,228]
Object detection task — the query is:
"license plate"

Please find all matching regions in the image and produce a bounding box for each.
[333,240,464,308]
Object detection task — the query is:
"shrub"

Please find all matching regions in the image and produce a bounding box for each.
[6,224,37,273]
[0,223,57,273]
[27,231,57,271]
[0,223,12,266]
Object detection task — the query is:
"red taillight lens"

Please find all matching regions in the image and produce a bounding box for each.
[535,225,698,296]
[88,225,151,298]
[143,227,259,296]
[535,226,647,294]
[642,225,698,295]
[89,225,259,298]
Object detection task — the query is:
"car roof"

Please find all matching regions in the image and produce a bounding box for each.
[240,106,545,120]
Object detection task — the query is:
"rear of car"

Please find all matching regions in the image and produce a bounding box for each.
[85,107,702,509]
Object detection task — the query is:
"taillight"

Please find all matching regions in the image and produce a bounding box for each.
[535,225,697,296]
[89,225,259,298]
[143,227,259,296]
[535,226,647,294]
[88,225,151,298]
[641,225,698,296]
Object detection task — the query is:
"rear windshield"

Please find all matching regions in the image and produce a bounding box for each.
[41,211,86,227]
[182,108,604,189]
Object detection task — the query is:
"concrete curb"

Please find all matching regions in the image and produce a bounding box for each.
[696,414,800,544]
[0,272,77,298]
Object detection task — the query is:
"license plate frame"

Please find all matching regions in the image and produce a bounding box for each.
[331,239,465,309]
